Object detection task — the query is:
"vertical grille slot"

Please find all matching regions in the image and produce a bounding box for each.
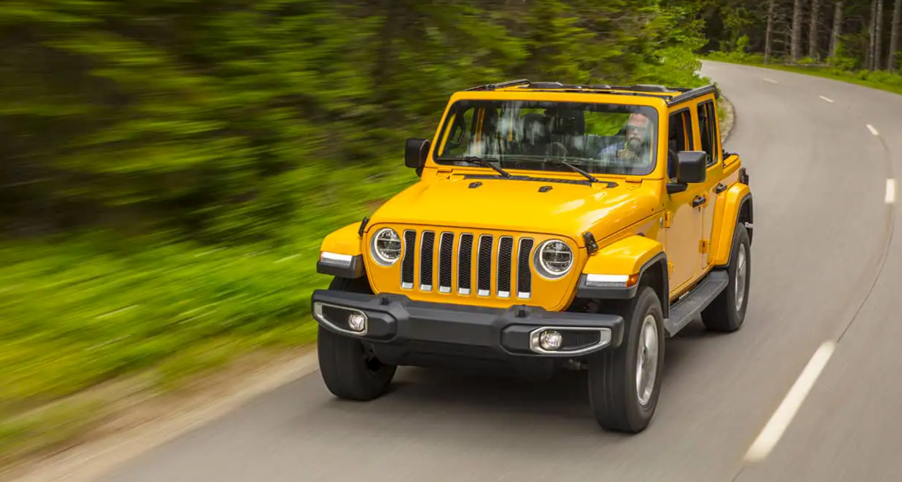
[438,232,454,293]
[458,234,474,295]
[497,237,514,298]
[517,238,534,298]
[419,231,435,291]
[477,235,493,296]
[401,230,416,289]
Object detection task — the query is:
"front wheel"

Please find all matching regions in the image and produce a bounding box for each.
[588,286,665,433]
[317,277,396,401]
[317,325,396,401]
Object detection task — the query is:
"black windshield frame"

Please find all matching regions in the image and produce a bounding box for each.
[431,99,661,177]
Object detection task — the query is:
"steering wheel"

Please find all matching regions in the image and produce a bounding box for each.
[548,142,569,157]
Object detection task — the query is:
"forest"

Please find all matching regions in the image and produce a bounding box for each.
[0,0,899,466]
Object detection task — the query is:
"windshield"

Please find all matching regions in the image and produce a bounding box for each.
[433,100,659,176]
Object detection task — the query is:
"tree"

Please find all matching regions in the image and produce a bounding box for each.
[792,0,804,62]
[869,0,878,69]
[766,0,777,63]
[810,0,822,59]
[890,0,902,70]
[830,1,844,58]
[876,0,885,69]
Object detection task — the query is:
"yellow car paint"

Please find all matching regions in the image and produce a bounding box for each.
[320,223,363,256]
[581,235,664,277]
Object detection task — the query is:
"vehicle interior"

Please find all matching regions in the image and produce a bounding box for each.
[435,102,659,176]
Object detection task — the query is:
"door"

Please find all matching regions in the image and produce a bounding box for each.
[696,99,723,271]
[664,108,705,294]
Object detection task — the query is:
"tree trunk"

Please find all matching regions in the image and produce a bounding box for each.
[791,0,804,62]
[810,0,822,59]
[373,0,399,96]
[869,0,878,69]
[830,1,844,58]
[765,0,777,63]
[876,0,885,70]
[889,0,901,70]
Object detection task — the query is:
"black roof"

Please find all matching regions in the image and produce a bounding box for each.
[464,79,718,104]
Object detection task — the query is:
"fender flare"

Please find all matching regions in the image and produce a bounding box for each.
[711,186,753,267]
[317,222,366,279]
[576,236,671,318]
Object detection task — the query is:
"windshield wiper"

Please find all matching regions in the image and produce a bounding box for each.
[459,156,512,178]
[548,159,601,184]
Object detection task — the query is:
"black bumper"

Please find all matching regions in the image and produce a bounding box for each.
[310,290,624,363]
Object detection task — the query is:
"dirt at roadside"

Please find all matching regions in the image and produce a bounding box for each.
[2,346,318,482]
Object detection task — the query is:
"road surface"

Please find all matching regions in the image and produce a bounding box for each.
[98,61,902,482]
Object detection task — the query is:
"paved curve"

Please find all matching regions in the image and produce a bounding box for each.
[97,61,902,482]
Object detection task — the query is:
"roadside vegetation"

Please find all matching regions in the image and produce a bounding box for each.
[699,0,902,93]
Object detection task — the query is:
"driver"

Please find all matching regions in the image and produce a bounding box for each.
[598,112,652,166]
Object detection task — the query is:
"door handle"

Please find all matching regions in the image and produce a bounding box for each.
[692,195,706,208]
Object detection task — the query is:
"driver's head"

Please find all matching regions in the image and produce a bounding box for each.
[625,113,651,151]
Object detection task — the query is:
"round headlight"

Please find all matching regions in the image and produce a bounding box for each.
[535,239,573,278]
[371,228,402,266]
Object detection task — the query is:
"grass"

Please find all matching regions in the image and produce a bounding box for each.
[0,161,416,468]
[703,52,902,96]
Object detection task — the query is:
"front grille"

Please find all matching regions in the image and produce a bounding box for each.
[477,235,493,296]
[401,230,416,289]
[496,237,514,298]
[458,234,474,295]
[396,229,537,301]
[438,232,454,293]
[517,238,534,298]
[420,231,436,291]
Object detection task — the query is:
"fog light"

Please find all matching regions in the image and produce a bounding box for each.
[347,313,367,332]
[539,330,563,351]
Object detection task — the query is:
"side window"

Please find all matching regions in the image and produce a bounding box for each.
[667,110,693,179]
[696,101,719,166]
[668,110,693,152]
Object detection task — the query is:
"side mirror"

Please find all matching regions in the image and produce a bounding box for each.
[405,138,431,170]
[666,151,707,194]
[675,151,707,184]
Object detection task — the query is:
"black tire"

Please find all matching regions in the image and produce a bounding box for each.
[701,223,751,332]
[588,286,665,433]
[317,277,397,401]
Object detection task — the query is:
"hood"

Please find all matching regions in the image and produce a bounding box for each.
[369,174,662,246]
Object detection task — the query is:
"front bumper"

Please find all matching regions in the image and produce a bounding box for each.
[310,290,625,362]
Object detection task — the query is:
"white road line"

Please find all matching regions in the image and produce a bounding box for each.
[745,341,836,463]
[868,124,880,136]
[763,78,779,84]
[819,96,834,103]
[887,179,897,204]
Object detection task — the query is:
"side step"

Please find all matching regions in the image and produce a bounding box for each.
[663,271,729,337]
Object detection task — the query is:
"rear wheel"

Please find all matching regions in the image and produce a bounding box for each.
[317,277,397,401]
[588,286,665,433]
[702,223,751,332]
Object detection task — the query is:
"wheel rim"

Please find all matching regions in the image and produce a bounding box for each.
[735,244,747,312]
[636,314,659,407]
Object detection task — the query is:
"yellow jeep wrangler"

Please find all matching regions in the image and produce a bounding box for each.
[312,80,753,433]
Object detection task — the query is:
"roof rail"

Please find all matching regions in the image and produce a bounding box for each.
[667,84,718,104]
[526,81,566,89]
[628,84,671,93]
[465,79,531,91]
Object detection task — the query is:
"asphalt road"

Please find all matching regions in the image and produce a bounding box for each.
[97,61,902,482]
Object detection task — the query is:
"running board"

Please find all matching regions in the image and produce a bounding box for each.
[663,271,729,337]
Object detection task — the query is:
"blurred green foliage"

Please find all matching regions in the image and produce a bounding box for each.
[0,0,713,456]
